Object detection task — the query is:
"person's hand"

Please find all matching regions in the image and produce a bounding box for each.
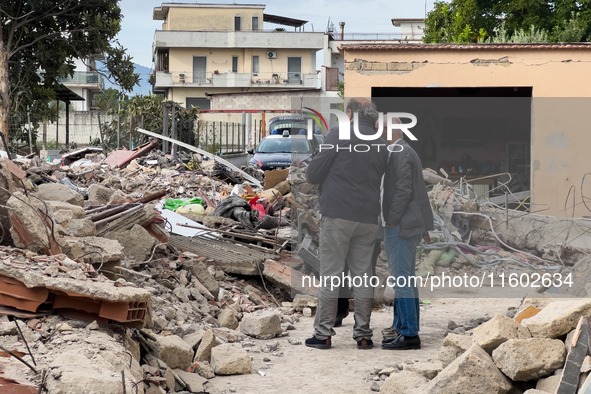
[386,224,396,228]
[423,232,433,244]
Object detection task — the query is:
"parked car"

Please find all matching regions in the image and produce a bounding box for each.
[247,131,318,170]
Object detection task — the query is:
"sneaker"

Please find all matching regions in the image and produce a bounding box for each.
[381,335,421,350]
[357,338,373,349]
[305,336,331,349]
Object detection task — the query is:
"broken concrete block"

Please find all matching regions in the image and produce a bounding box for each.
[379,370,428,394]
[218,309,239,330]
[37,183,84,207]
[0,321,17,336]
[67,219,97,237]
[210,343,252,375]
[8,191,53,253]
[293,294,318,312]
[402,360,443,380]
[427,344,512,394]
[535,374,561,393]
[438,333,474,368]
[52,209,73,228]
[173,369,207,392]
[521,300,591,338]
[46,200,86,219]
[182,329,205,349]
[183,259,219,296]
[154,335,194,370]
[240,310,282,339]
[105,224,155,262]
[492,338,566,381]
[194,329,219,362]
[87,184,115,205]
[64,236,124,265]
[195,361,215,379]
[473,314,531,353]
[212,327,245,343]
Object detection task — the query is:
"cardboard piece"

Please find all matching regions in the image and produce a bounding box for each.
[515,305,542,324]
[263,169,289,190]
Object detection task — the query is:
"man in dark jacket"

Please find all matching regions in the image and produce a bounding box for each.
[305,98,388,349]
[381,128,434,350]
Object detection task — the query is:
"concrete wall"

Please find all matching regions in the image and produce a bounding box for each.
[211,90,322,111]
[164,6,264,31]
[43,111,113,145]
[341,46,591,216]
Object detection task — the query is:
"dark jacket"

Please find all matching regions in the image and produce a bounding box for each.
[382,139,434,238]
[306,117,388,224]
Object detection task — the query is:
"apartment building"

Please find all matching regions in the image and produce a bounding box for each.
[58,56,105,111]
[151,3,324,110]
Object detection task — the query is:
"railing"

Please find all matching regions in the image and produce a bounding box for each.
[329,32,423,41]
[196,120,264,155]
[58,72,105,90]
[155,71,317,87]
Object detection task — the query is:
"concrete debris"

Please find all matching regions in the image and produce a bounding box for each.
[473,314,531,353]
[438,333,473,368]
[218,308,239,330]
[105,224,155,261]
[492,338,566,381]
[379,370,429,394]
[194,328,220,362]
[37,182,84,207]
[521,300,591,338]
[427,344,512,394]
[240,310,282,339]
[210,343,252,375]
[154,334,194,370]
[172,369,207,392]
[402,360,443,380]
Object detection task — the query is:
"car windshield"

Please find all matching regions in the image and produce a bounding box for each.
[257,137,312,154]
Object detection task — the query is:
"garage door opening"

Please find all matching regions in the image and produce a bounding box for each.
[372,87,533,200]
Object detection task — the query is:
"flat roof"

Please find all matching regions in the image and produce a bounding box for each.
[263,13,307,27]
[391,18,425,27]
[339,43,591,51]
[154,3,265,20]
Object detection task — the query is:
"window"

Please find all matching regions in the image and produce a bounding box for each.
[232,56,238,73]
[252,56,259,74]
[234,16,241,31]
[186,98,210,110]
[252,16,259,31]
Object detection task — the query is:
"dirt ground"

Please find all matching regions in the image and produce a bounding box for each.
[207,297,523,394]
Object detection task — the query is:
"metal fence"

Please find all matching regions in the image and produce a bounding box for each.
[196,119,263,155]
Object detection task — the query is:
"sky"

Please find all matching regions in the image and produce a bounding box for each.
[118,0,437,73]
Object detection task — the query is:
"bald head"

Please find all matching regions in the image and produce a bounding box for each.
[375,114,403,142]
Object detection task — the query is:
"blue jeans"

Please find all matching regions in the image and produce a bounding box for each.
[384,226,422,337]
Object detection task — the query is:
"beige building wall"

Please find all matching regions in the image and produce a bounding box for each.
[341,47,591,216]
[164,7,263,31]
[168,48,315,77]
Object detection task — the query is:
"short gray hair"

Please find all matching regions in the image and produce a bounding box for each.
[346,98,378,124]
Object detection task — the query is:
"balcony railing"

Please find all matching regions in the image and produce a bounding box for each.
[153,70,318,89]
[58,71,105,90]
[329,32,423,41]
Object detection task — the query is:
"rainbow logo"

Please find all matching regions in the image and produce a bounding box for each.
[303,107,328,132]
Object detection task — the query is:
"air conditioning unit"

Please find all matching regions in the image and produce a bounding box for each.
[267,52,277,59]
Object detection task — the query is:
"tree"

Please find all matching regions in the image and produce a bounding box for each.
[423,0,591,43]
[0,0,139,138]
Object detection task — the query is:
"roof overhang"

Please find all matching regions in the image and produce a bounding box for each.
[54,84,85,102]
[154,3,266,20]
[391,18,425,27]
[263,13,307,28]
[338,43,591,51]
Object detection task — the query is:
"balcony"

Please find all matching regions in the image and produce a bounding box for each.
[153,71,318,90]
[58,71,105,91]
[153,30,324,51]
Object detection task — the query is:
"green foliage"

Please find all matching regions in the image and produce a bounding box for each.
[553,12,587,42]
[100,94,199,152]
[94,88,125,114]
[1,0,140,117]
[423,0,591,44]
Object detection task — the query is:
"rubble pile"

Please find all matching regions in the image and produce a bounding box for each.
[375,298,591,394]
[0,143,306,393]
